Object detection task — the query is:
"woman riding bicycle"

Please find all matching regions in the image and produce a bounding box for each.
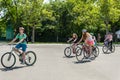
[9,27,27,64]
[77,29,94,55]
[67,33,79,54]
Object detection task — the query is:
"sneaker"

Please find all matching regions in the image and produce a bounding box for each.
[20,60,25,65]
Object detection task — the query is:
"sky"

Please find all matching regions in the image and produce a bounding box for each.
[0,0,51,18]
[44,0,50,3]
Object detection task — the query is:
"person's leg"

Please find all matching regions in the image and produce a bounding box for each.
[15,44,22,54]
[72,43,76,54]
[21,44,27,63]
[110,41,112,51]
[88,40,93,54]
[89,45,92,54]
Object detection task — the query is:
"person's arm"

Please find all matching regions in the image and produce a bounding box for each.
[67,38,73,43]
[78,35,83,44]
[73,38,77,43]
[17,34,27,44]
[9,34,19,44]
[9,38,17,44]
[104,35,108,41]
[17,39,25,44]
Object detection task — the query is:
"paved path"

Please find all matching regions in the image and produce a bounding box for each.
[0,44,120,80]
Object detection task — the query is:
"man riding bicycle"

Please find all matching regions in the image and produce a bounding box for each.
[9,27,27,64]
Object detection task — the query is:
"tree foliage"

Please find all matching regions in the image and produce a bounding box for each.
[0,0,120,42]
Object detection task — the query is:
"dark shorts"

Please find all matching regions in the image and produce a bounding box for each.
[15,43,27,52]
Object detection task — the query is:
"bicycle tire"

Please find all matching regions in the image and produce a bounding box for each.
[75,47,81,56]
[76,49,84,62]
[64,47,72,57]
[102,46,108,54]
[92,46,99,57]
[25,51,37,66]
[1,52,16,68]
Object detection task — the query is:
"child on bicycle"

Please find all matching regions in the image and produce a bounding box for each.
[104,32,113,51]
[67,33,79,54]
[9,27,27,64]
[77,29,95,55]
[90,33,97,46]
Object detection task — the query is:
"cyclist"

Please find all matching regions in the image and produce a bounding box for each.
[9,27,27,64]
[67,33,79,54]
[90,33,97,46]
[104,32,113,51]
[77,29,94,55]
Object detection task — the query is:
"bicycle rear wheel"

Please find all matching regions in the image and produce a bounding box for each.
[111,45,115,53]
[1,52,16,68]
[25,51,37,66]
[64,47,72,57]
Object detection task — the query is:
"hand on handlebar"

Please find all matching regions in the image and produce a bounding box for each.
[8,43,17,45]
[8,42,12,45]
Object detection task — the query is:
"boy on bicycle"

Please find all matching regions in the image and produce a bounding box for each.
[9,27,27,64]
[67,33,79,54]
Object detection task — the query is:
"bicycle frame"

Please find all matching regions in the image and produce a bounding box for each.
[81,44,90,54]
[9,45,22,57]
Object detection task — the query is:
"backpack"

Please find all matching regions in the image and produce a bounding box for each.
[18,33,29,43]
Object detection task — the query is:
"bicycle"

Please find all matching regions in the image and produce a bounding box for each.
[102,41,115,54]
[64,43,81,58]
[1,44,37,68]
[76,43,99,62]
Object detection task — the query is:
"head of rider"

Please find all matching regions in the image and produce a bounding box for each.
[19,27,24,34]
[82,29,87,41]
[72,33,78,39]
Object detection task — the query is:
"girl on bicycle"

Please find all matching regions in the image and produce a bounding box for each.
[67,33,79,54]
[77,29,94,55]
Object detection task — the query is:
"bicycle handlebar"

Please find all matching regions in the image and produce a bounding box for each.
[8,44,17,46]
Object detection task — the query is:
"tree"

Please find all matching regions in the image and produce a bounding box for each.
[21,0,43,42]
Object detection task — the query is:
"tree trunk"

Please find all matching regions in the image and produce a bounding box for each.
[32,26,35,43]
[57,35,59,42]
[105,21,109,34]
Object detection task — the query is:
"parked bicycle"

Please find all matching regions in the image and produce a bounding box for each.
[1,44,37,68]
[102,41,115,54]
[76,43,99,62]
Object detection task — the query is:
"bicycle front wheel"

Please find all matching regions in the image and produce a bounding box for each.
[76,49,84,62]
[25,51,37,66]
[1,52,16,68]
[64,47,72,57]
[102,46,108,54]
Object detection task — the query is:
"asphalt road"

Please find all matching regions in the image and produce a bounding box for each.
[0,44,120,80]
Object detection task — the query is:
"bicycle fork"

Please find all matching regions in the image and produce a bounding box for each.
[8,48,15,61]
[8,51,13,61]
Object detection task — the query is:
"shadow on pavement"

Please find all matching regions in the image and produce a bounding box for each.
[74,60,91,64]
[63,56,75,58]
[0,66,30,72]
[102,52,112,54]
